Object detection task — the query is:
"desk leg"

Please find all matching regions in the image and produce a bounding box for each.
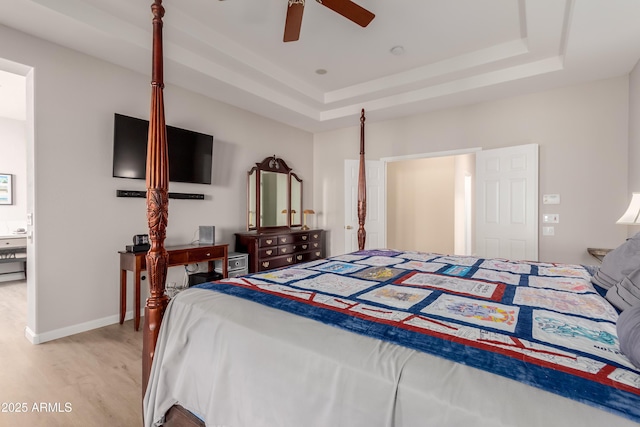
[135,272,141,331]
[120,269,126,325]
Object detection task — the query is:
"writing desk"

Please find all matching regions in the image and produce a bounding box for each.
[119,244,228,331]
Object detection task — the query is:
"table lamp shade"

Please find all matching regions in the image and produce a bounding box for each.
[617,193,640,224]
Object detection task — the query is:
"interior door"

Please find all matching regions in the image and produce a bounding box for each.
[475,144,539,261]
[344,160,386,252]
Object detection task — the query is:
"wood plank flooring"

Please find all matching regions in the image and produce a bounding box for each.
[0,280,143,426]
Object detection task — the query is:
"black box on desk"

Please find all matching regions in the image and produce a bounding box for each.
[188,271,223,287]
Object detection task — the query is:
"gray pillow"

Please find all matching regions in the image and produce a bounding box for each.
[617,304,640,368]
[606,266,640,311]
[592,232,640,289]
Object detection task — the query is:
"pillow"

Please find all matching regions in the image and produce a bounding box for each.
[592,231,640,289]
[606,266,640,311]
[617,304,640,368]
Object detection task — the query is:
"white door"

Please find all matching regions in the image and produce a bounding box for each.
[475,144,538,261]
[344,160,386,252]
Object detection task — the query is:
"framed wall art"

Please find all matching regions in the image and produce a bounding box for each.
[0,174,13,205]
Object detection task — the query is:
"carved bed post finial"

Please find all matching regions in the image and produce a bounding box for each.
[143,0,170,396]
[357,108,367,250]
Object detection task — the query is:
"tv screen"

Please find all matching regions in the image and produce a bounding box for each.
[112,113,213,184]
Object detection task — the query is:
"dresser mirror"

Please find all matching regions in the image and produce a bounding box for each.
[247,156,303,231]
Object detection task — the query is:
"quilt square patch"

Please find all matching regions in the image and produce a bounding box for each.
[352,266,405,281]
[479,259,532,274]
[393,260,446,273]
[442,265,471,277]
[514,287,617,321]
[252,268,319,284]
[398,272,504,301]
[537,265,591,280]
[528,276,595,293]
[421,294,519,332]
[472,268,521,285]
[310,261,367,275]
[292,273,375,297]
[432,255,479,267]
[531,310,631,368]
[358,285,432,310]
[355,256,404,267]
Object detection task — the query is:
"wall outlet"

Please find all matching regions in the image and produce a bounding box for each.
[543,226,555,236]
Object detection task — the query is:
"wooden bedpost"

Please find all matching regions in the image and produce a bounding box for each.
[142,0,170,396]
[357,109,367,250]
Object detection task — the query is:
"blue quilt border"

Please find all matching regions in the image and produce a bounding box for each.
[194,281,640,423]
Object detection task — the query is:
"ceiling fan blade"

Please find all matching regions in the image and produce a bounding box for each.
[316,0,375,27]
[284,2,305,42]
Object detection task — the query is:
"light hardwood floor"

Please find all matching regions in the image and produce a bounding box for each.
[0,280,143,426]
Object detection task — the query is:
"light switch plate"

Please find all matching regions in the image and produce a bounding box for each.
[543,226,555,236]
[543,214,559,223]
[543,194,560,204]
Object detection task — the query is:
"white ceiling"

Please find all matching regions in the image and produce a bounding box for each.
[1,0,640,132]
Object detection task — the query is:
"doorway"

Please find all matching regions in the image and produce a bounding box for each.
[0,58,35,341]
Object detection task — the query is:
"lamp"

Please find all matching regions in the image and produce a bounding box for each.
[282,209,296,224]
[302,209,315,230]
[617,193,640,224]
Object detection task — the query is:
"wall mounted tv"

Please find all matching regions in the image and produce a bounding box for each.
[112,113,213,185]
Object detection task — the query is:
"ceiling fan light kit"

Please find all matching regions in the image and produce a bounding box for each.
[284,0,375,42]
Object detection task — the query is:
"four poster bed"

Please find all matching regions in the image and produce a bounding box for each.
[140,2,640,426]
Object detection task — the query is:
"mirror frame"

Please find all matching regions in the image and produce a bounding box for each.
[247,156,303,232]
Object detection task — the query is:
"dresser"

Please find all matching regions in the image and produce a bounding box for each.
[235,229,325,273]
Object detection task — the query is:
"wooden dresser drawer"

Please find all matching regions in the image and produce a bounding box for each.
[278,235,293,245]
[259,247,278,258]
[258,236,278,247]
[309,231,322,241]
[293,242,310,252]
[278,244,295,255]
[293,233,310,243]
[258,255,295,271]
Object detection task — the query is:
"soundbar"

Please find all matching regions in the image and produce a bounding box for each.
[116,190,204,200]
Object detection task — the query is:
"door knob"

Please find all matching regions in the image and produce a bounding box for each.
[345,225,353,229]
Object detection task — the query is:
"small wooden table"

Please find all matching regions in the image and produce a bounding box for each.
[119,244,228,331]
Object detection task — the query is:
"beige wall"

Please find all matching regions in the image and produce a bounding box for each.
[314,77,630,265]
[0,24,313,340]
[387,157,455,254]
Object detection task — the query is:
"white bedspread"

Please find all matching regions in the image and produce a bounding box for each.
[144,288,638,427]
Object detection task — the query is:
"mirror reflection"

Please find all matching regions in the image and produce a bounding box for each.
[247,156,304,231]
[260,171,289,227]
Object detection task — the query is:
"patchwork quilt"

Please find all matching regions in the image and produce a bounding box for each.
[195,249,640,422]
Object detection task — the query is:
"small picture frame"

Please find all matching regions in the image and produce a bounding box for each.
[0,174,13,205]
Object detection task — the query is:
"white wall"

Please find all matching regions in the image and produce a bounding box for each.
[628,60,640,238]
[0,117,27,232]
[0,24,313,340]
[314,77,630,265]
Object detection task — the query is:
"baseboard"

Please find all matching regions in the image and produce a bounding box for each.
[24,309,142,344]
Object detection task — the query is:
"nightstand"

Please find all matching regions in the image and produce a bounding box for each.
[587,248,612,263]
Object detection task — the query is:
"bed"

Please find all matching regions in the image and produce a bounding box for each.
[140,2,640,426]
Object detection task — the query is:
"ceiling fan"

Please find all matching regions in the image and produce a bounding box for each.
[284,0,375,42]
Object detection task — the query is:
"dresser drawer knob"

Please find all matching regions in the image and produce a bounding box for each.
[281,237,288,243]
[315,251,321,256]
[206,253,211,257]
[282,248,287,253]
[266,239,273,245]
[287,257,293,262]
[302,244,308,250]
[262,261,270,268]
[313,234,319,239]
[302,236,308,240]
[266,250,273,256]
[297,255,302,261]
[313,243,318,248]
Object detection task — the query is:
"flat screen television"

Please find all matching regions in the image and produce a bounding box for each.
[112,113,213,184]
